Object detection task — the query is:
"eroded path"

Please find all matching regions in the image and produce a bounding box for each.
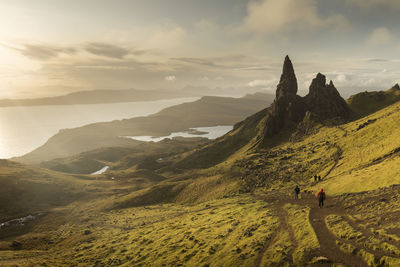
[255,189,400,266]
[307,201,367,267]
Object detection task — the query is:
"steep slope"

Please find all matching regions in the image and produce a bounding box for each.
[231,97,400,195]
[15,93,274,164]
[310,99,400,194]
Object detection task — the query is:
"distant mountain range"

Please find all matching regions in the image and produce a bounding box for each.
[0,86,270,107]
[0,89,188,107]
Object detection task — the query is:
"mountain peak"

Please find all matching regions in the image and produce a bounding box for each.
[310,73,326,88]
[393,83,400,90]
[306,72,349,120]
[276,55,298,98]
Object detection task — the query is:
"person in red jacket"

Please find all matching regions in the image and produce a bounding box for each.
[317,188,326,208]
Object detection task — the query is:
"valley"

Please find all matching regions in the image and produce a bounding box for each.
[1,57,400,266]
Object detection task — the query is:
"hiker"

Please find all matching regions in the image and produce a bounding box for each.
[318,175,322,181]
[317,188,326,208]
[314,175,317,182]
[294,185,300,199]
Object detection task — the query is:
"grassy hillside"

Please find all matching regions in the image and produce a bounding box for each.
[3,88,400,265]
[15,93,274,164]
[0,160,98,223]
[174,108,268,169]
[226,99,400,196]
[3,187,400,266]
[347,84,400,118]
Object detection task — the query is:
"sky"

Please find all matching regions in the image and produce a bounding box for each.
[1,0,400,98]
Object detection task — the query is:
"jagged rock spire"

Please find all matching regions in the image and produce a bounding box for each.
[305,73,349,120]
[392,83,400,90]
[259,57,350,147]
[276,55,298,98]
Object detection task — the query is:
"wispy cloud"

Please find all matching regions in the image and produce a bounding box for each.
[8,44,76,61]
[171,57,217,67]
[171,55,270,71]
[247,79,277,88]
[85,43,131,59]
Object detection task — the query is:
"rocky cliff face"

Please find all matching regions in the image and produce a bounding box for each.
[304,73,350,121]
[262,56,308,138]
[276,55,298,98]
[260,56,349,146]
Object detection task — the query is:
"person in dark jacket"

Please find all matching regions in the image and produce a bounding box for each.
[294,186,300,199]
[317,188,326,208]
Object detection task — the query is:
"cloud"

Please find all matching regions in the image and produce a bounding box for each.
[365,27,394,47]
[247,78,277,88]
[10,44,76,60]
[171,55,268,71]
[322,67,400,97]
[172,57,216,67]
[239,0,349,35]
[366,58,390,62]
[165,75,176,81]
[346,0,400,9]
[85,43,131,59]
[248,79,272,87]
[236,65,275,71]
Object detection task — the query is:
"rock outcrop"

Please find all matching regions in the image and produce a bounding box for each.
[276,55,298,97]
[260,56,350,146]
[304,73,350,121]
[261,56,308,138]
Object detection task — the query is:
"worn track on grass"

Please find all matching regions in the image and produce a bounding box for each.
[254,188,400,266]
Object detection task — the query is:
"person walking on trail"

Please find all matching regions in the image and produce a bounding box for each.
[317,188,326,208]
[314,175,317,182]
[294,186,300,199]
[318,175,322,182]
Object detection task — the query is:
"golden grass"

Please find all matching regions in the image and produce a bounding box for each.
[1,195,280,266]
[284,204,319,265]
